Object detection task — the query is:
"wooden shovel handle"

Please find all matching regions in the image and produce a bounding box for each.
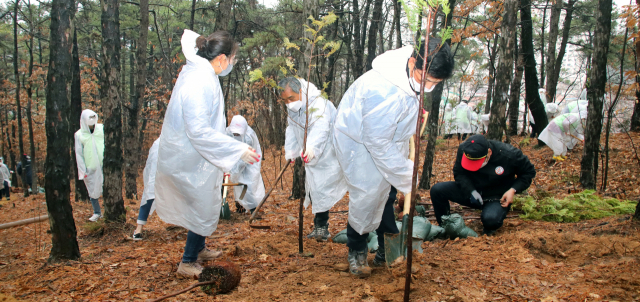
[249,160,291,223]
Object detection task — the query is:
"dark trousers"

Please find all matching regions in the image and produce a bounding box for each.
[314,211,329,227]
[457,133,470,141]
[444,134,453,139]
[529,122,538,138]
[182,231,206,263]
[1,181,9,199]
[430,181,510,232]
[137,199,154,225]
[347,187,399,251]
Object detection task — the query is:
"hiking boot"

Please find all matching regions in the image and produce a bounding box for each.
[132,232,143,241]
[372,250,386,267]
[348,247,371,278]
[306,227,318,239]
[197,248,223,262]
[177,262,203,278]
[315,225,330,242]
[88,214,102,222]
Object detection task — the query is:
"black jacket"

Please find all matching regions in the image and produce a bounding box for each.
[453,140,536,199]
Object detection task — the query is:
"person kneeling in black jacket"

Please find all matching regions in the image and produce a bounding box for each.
[430,134,536,236]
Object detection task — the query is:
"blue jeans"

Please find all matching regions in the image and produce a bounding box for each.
[347,187,399,251]
[90,198,101,215]
[137,199,154,225]
[182,231,206,263]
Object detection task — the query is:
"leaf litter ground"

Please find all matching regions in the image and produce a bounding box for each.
[0,133,639,301]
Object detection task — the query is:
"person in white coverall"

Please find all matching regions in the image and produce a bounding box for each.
[442,103,454,139]
[154,30,260,278]
[225,115,265,213]
[74,109,104,222]
[333,37,454,277]
[279,77,347,242]
[453,100,473,140]
[132,139,159,240]
[537,112,586,161]
[0,157,11,201]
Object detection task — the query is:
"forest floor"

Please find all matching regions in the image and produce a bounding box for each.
[0,133,639,301]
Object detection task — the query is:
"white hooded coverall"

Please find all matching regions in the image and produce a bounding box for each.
[453,102,473,134]
[154,30,250,237]
[226,115,266,211]
[333,46,419,235]
[74,109,104,199]
[285,79,347,213]
[138,139,160,224]
[537,113,586,156]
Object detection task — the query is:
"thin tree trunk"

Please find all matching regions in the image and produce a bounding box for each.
[190,0,196,30]
[632,24,640,130]
[215,0,233,31]
[365,0,384,71]
[25,4,37,194]
[547,0,576,103]
[393,0,402,48]
[135,0,149,169]
[101,0,126,222]
[290,158,305,199]
[520,0,548,145]
[539,0,549,87]
[124,49,138,200]
[580,0,612,189]
[487,0,517,140]
[544,0,562,99]
[71,29,89,202]
[45,0,81,262]
[485,36,498,114]
[507,44,524,136]
[14,0,28,197]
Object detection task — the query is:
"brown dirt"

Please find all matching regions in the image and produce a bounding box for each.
[0,133,639,301]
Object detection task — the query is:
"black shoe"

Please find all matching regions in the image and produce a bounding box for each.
[483,229,497,236]
[132,232,143,241]
[372,250,386,267]
[315,225,330,242]
[348,247,371,278]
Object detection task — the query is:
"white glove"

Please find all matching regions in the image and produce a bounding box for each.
[302,148,315,163]
[471,190,483,206]
[240,147,260,164]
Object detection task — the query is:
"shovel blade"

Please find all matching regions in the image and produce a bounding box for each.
[384,214,409,266]
[220,200,231,220]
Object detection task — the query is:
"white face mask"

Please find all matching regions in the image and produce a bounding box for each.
[218,59,233,77]
[287,100,303,112]
[409,70,436,93]
[233,134,242,141]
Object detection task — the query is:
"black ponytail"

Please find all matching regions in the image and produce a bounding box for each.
[195,31,239,61]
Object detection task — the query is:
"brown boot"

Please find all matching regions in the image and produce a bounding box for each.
[177,262,203,278]
[197,248,223,262]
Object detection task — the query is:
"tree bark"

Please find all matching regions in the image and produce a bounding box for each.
[484,36,498,114]
[123,50,138,200]
[539,0,549,87]
[579,0,612,189]
[135,0,149,181]
[632,0,640,132]
[546,0,576,103]
[215,0,233,31]
[290,158,305,199]
[487,0,517,140]
[45,0,81,262]
[25,3,37,194]
[365,0,384,71]
[101,0,126,222]
[544,0,562,98]
[190,0,196,30]
[520,0,548,145]
[14,0,28,197]
[393,0,402,48]
[507,44,524,136]
[71,29,89,202]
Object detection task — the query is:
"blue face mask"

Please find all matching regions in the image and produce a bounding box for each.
[218,59,233,77]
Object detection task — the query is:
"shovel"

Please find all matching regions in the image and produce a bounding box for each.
[249,160,291,224]
[384,193,421,266]
[220,175,231,220]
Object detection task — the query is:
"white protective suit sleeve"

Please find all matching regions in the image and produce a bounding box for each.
[182,83,250,173]
[140,139,160,209]
[284,122,302,160]
[361,94,414,194]
[74,133,87,180]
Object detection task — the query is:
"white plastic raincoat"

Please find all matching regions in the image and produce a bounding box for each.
[139,139,159,221]
[74,109,104,199]
[333,46,419,234]
[453,102,473,134]
[480,114,490,132]
[285,79,347,213]
[529,103,561,125]
[538,113,585,156]
[442,104,455,135]
[0,160,10,185]
[226,116,265,210]
[154,30,250,237]
[561,100,588,116]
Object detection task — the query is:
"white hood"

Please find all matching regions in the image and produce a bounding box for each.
[80,109,99,133]
[371,45,415,96]
[181,29,216,73]
[298,78,322,105]
[228,115,249,137]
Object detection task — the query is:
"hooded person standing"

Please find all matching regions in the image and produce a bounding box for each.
[279,77,347,242]
[74,109,104,222]
[154,30,260,278]
[0,157,10,201]
[225,115,265,213]
[132,139,160,240]
[333,38,454,277]
[453,100,473,140]
[442,103,454,139]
